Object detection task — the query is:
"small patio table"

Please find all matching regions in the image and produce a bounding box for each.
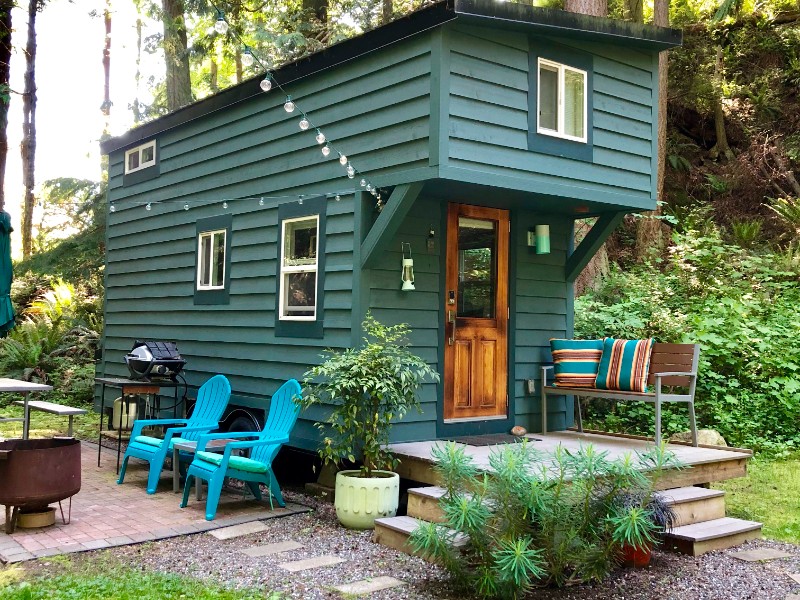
[0,378,53,439]
[172,438,241,500]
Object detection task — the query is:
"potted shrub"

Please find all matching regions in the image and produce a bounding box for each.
[609,492,677,567]
[300,314,439,529]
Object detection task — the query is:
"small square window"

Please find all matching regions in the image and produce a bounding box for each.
[197,229,226,290]
[537,59,587,143]
[125,141,157,174]
[280,216,318,320]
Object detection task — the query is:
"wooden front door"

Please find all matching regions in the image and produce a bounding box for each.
[443,204,509,421]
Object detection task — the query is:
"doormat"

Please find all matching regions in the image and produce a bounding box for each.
[445,434,541,446]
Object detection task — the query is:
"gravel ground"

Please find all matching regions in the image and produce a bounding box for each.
[24,488,800,599]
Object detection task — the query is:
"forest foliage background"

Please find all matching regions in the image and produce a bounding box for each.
[3,0,800,455]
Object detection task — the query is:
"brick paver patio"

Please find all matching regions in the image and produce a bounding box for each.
[0,441,308,563]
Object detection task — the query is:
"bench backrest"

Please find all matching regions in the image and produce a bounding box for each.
[647,343,700,388]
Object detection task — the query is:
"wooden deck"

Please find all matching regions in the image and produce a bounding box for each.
[389,430,752,489]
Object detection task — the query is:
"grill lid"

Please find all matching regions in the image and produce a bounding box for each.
[124,340,186,380]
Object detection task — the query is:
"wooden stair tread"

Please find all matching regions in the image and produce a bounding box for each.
[407,486,446,500]
[374,516,469,546]
[667,517,762,542]
[657,486,725,504]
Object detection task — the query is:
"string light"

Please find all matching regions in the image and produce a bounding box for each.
[214,10,228,34]
[299,116,310,130]
[335,195,341,201]
[360,179,366,187]
[321,144,331,157]
[366,184,373,192]
[260,76,272,92]
[259,197,265,206]
[241,47,255,67]
[110,205,116,213]
[338,154,347,166]
[284,96,295,113]
[346,165,355,178]
[315,130,325,144]
[184,203,189,210]
[223,201,228,208]
[146,203,152,211]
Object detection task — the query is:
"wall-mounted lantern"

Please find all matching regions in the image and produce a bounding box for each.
[527,225,551,255]
[401,242,415,291]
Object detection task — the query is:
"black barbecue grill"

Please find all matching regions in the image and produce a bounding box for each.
[124,341,186,381]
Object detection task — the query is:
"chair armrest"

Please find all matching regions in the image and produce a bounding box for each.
[227,436,289,451]
[195,431,259,451]
[130,418,189,439]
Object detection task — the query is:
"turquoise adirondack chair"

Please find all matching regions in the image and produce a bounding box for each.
[117,374,232,494]
[180,378,301,520]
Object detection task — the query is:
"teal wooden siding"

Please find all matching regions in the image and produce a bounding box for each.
[443,24,656,209]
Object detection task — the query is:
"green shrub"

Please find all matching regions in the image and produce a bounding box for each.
[409,442,682,598]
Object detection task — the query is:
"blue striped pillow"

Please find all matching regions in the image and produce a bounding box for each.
[595,338,654,392]
[550,339,604,388]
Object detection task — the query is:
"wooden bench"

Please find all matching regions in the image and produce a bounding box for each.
[541,343,700,446]
[13,400,87,437]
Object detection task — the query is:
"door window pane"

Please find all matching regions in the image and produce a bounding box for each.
[457,217,496,319]
[539,64,558,132]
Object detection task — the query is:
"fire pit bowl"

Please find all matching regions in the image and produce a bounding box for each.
[0,437,81,533]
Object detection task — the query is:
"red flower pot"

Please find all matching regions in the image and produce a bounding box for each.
[620,543,652,568]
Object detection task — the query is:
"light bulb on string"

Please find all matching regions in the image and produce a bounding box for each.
[260,76,272,92]
[284,96,295,113]
[346,165,355,178]
[184,204,189,211]
[315,130,325,144]
[338,154,347,166]
[321,144,331,157]
[110,205,116,213]
[371,189,378,197]
[146,203,152,211]
[214,10,228,34]
[299,116,310,130]
[223,201,228,209]
[335,195,341,202]
[241,48,255,67]
[366,184,373,192]
[298,198,304,205]
[360,179,366,187]
[259,198,265,206]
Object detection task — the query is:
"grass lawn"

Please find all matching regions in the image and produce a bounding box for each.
[716,455,800,544]
[0,554,277,600]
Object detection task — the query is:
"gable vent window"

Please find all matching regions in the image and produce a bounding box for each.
[125,141,157,174]
[537,59,587,143]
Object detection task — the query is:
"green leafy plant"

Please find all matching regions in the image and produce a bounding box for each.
[729,219,762,248]
[300,314,439,477]
[409,441,683,597]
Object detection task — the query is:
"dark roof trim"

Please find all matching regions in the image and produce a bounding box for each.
[101,0,681,155]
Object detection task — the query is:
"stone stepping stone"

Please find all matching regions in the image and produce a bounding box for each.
[730,548,793,562]
[208,521,268,540]
[333,576,406,596]
[788,573,800,585]
[278,555,345,572]
[242,540,304,557]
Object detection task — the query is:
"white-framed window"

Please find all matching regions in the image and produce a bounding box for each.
[125,141,157,174]
[537,59,587,143]
[279,215,318,321]
[196,229,226,290]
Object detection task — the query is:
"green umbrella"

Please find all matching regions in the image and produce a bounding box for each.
[0,211,15,336]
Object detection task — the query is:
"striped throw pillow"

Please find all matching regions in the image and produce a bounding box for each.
[550,339,604,388]
[595,338,655,393]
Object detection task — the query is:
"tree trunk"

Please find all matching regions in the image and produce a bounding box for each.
[382,0,392,24]
[708,46,734,161]
[101,1,111,135]
[564,0,607,17]
[21,0,40,259]
[210,56,218,93]
[0,1,12,212]
[234,50,242,84]
[133,16,142,124]
[633,0,669,262]
[162,0,192,112]
[624,0,643,22]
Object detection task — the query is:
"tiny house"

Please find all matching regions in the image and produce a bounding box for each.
[98,0,681,451]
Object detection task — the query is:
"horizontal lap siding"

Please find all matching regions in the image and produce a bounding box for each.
[512,214,572,432]
[368,197,443,442]
[446,25,655,203]
[102,35,434,451]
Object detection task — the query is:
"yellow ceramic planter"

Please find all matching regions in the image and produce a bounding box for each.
[334,470,400,529]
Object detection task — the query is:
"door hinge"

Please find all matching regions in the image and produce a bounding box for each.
[508,222,511,233]
[507,306,510,319]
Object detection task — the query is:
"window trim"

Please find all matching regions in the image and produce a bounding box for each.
[125,141,157,174]
[275,197,326,339]
[279,215,319,322]
[196,228,227,291]
[536,58,588,144]
[194,214,232,306]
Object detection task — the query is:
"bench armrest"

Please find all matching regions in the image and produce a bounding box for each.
[653,371,696,377]
[540,365,554,388]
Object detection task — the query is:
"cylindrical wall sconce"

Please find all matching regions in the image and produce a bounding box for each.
[527,225,551,254]
[401,242,415,291]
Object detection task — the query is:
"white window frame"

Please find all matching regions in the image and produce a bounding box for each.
[125,141,157,174]
[536,58,588,144]
[196,229,227,291]
[279,215,319,322]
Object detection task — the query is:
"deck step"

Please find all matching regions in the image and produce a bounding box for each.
[373,515,468,558]
[664,517,762,556]
[407,486,447,523]
[657,486,727,527]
